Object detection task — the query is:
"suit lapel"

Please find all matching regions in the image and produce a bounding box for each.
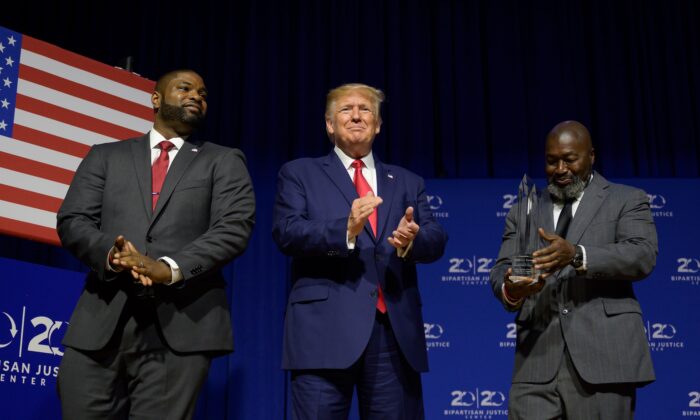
[567,172,609,244]
[151,139,202,222]
[375,160,395,241]
[539,190,555,233]
[130,135,153,219]
[321,151,362,207]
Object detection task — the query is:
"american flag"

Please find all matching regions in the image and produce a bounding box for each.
[0,25,154,245]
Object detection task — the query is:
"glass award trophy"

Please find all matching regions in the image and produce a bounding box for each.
[510,174,540,283]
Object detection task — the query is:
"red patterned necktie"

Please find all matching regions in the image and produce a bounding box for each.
[351,159,386,313]
[152,141,174,210]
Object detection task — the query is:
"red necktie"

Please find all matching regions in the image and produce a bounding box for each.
[351,159,386,313]
[352,160,377,235]
[152,141,174,210]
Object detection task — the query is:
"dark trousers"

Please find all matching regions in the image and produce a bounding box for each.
[291,312,424,420]
[57,299,211,420]
[508,349,636,420]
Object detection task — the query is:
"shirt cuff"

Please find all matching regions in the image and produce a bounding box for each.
[347,231,356,250]
[576,245,588,272]
[396,240,414,258]
[502,283,523,308]
[106,246,123,272]
[159,256,183,285]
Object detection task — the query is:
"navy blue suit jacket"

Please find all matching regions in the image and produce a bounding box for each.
[273,151,447,372]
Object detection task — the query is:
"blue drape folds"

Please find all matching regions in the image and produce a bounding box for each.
[1,1,699,418]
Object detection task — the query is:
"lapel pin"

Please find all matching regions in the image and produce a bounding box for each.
[191,148,198,152]
[387,173,394,179]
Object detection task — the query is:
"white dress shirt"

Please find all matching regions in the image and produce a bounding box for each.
[107,128,185,285]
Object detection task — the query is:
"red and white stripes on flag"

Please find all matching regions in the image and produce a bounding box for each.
[0,26,153,245]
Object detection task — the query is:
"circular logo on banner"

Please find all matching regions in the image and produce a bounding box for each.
[646,193,674,217]
[0,305,66,389]
[442,256,494,286]
[427,194,450,218]
[443,388,508,418]
[671,258,700,285]
[645,319,685,352]
[424,322,450,351]
[427,195,443,210]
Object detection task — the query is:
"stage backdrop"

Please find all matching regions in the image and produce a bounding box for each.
[0,178,697,419]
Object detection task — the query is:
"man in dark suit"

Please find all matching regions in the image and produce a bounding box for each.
[273,83,447,419]
[490,120,657,419]
[56,69,255,419]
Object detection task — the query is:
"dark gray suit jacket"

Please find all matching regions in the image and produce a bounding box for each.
[490,172,657,385]
[57,133,255,354]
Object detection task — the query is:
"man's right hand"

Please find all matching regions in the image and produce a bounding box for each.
[347,192,383,239]
[504,267,547,301]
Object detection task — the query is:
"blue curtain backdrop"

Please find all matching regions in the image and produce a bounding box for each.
[1,1,699,418]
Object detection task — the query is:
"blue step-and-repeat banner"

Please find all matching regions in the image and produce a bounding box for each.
[0,178,698,419]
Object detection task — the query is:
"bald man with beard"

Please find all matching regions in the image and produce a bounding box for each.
[490,121,658,419]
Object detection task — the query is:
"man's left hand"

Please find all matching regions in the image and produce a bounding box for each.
[387,207,420,249]
[113,241,172,286]
[532,227,576,273]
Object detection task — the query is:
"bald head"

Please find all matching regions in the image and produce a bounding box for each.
[546,120,593,153]
[545,120,595,202]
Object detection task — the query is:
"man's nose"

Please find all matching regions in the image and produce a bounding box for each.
[188,91,203,102]
[555,161,568,172]
[350,106,361,120]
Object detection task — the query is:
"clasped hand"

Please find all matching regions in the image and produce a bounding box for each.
[109,235,172,286]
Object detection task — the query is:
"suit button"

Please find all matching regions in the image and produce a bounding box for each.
[561,308,569,315]
[370,289,378,298]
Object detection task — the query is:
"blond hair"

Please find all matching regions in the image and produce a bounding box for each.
[325,83,385,123]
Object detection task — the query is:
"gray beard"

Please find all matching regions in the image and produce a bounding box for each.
[160,102,204,127]
[547,174,587,202]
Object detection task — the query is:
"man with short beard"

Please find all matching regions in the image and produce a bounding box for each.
[490,120,657,419]
[56,69,255,419]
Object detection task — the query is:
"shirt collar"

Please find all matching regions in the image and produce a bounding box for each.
[333,146,375,171]
[575,173,594,202]
[149,128,186,150]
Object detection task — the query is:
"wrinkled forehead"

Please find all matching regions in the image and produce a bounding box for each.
[166,72,205,89]
[546,130,590,153]
[335,90,374,106]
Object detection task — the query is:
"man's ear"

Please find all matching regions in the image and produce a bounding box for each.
[151,91,161,111]
[325,117,335,136]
